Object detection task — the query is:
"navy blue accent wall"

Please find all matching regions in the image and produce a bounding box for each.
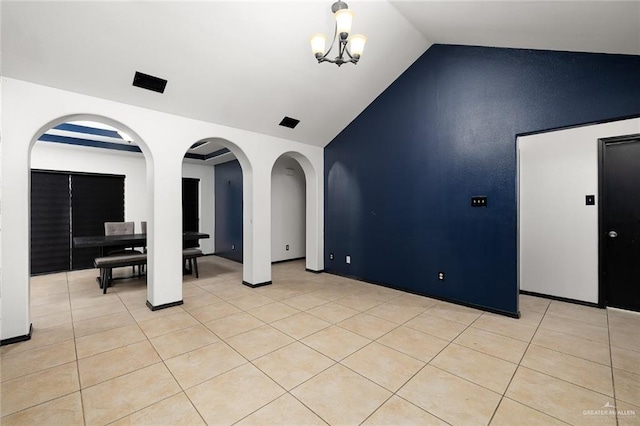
[215,160,243,262]
[325,45,640,316]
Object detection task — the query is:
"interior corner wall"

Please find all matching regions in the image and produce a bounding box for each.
[518,118,640,304]
[271,157,306,262]
[324,44,640,316]
[182,162,215,254]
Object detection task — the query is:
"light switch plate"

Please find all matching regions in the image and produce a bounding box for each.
[471,196,488,207]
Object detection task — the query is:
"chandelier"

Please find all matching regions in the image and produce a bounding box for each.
[310,1,367,66]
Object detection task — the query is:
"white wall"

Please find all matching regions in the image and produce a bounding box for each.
[271,156,305,262]
[518,118,640,303]
[31,142,148,230]
[0,72,3,334]
[1,77,324,340]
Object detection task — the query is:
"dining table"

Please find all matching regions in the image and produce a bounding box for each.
[73,231,210,256]
[73,231,210,286]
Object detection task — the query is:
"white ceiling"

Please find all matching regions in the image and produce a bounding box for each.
[2,1,638,149]
[391,1,640,56]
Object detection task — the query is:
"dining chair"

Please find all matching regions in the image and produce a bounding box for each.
[104,221,143,281]
[139,221,148,273]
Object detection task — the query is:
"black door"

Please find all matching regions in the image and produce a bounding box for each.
[600,134,640,312]
[182,178,199,248]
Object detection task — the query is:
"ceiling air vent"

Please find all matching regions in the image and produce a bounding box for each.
[279,116,300,129]
[132,71,167,93]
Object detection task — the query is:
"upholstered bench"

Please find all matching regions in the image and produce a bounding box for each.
[94,253,148,294]
[183,248,203,278]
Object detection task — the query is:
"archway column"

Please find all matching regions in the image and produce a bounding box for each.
[304,161,324,272]
[145,142,184,309]
[1,123,33,341]
[242,160,272,287]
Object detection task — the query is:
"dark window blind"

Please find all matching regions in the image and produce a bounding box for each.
[30,171,71,274]
[183,178,199,248]
[71,174,125,269]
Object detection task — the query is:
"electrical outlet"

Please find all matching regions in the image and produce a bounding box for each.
[346,255,351,264]
[286,244,289,251]
[438,271,445,280]
[329,253,334,260]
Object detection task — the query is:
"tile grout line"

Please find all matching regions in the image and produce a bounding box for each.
[113,276,206,425]
[1,273,84,422]
[364,306,503,424]
[229,274,335,426]
[361,309,482,425]
[236,286,407,425]
[66,271,89,426]
[85,275,189,423]
[248,292,413,424]
[485,299,551,425]
[526,333,615,368]
[606,308,620,426]
[487,300,606,425]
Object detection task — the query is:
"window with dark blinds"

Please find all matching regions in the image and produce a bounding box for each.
[30,170,125,274]
[71,174,125,269]
[30,171,71,274]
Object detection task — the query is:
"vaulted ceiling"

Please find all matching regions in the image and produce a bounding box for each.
[2,1,638,149]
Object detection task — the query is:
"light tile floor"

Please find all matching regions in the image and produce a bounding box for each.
[2,256,639,425]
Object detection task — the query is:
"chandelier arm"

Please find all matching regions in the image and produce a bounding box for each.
[344,45,360,64]
[320,23,339,59]
[339,39,348,59]
[344,44,353,59]
[318,57,338,64]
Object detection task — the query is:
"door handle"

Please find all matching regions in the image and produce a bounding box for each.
[608,231,618,238]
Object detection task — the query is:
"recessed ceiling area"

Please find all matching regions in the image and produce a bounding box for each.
[37,121,236,165]
[3,1,637,149]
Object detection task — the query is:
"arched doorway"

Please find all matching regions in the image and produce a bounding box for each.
[271,155,307,280]
[270,151,322,277]
[182,137,254,283]
[26,114,152,338]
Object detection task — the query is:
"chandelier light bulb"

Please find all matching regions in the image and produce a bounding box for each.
[349,34,367,57]
[310,33,327,57]
[334,9,354,38]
